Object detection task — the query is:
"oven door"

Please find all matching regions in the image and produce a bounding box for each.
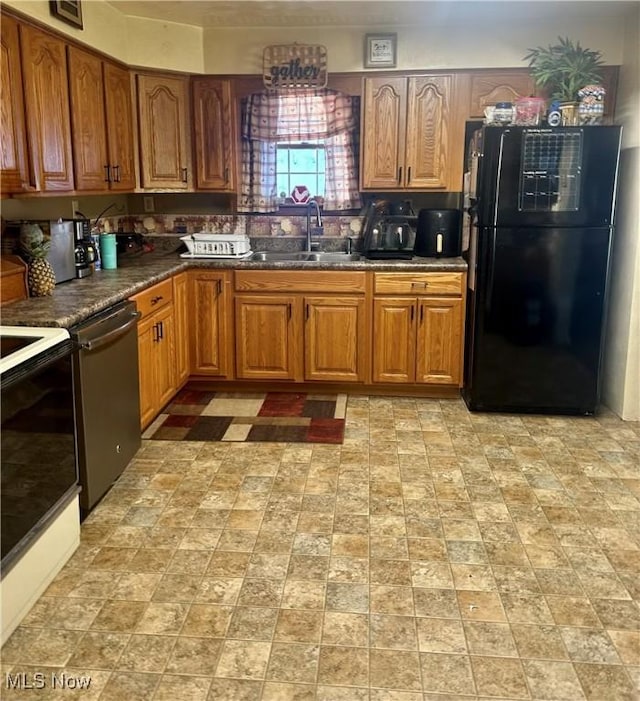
[1,338,79,573]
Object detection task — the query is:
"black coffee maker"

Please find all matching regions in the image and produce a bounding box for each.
[73,218,95,278]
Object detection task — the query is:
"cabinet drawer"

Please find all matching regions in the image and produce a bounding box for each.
[235,270,366,293]
[130,278,173,318]
[374,272,463,296]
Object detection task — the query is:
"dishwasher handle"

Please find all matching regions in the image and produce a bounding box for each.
[78,310,141,352]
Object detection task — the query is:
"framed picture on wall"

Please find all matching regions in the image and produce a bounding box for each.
[364,33,397,69]
[49,1,84,29]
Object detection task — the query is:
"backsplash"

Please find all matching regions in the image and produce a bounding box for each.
[102,212,364,239]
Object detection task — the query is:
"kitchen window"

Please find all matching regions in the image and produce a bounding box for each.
[276,141,326,203]
[239,89,361,212]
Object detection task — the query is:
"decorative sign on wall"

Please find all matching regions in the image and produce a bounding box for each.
[49,0,83,29]
[364,33,397,68]
[263,44,328,90]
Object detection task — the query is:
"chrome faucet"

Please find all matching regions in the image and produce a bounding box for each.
[306,200,323,251]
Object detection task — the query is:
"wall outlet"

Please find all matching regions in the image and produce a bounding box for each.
[143,196,155,213]
[71,200,79,218]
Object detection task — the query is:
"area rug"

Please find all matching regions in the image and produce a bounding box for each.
[143,385,347,444]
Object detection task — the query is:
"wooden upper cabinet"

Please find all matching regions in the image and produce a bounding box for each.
[406,75,453,189]
[361,76,406,189]
[192,78,235,191]
[1,14,31,194]
[19,23,74,191]
[137,73,191,189]
[68,46,109,191]
[468,71,535,118]
[68,48,136,192]
[465,67,618,121]
[103,62,136,190]
[361,74,459,191]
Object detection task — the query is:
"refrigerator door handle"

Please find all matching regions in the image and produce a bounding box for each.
[485,228,498,312]
[493,133,507,228]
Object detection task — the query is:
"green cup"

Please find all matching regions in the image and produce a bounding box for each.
[100,234,117,269]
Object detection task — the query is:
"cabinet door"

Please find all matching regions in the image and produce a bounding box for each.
[0,15,31,194]
[361,76,406,190]
[137,314,157,429]
[405,75,452,189]
[173,272,190,386]
[189,271,230,377]
[104,61,136,190]
[20,24,74,191]
[192,78,235,190]
[137,73,191,189]
[372,298,416,384]
[416,297,464,386]
[154,304,177,410]
[304,296,366,382]
[468,71,535,118]
[235,295,300,380]
[68,46,109,191]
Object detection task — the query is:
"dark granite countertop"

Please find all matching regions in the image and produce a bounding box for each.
[0,252,468,328]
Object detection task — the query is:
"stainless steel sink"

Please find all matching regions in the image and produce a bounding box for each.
[250,251,361,263]
[305,252,361,262]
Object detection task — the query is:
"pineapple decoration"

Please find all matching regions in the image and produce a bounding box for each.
[19,223,56,296]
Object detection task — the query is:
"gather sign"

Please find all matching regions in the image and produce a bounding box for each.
[263,44,328,90]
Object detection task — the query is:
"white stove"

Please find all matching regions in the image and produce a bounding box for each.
[0,326,70,374]
[0,324,79,645]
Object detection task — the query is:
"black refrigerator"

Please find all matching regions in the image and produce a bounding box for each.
[462,125,622,415]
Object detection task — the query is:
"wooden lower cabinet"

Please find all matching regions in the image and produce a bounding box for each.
[235,294,367,383]
[189,270,232,377]
[372,298,417,384]
[305,297,366,382]
[416,297,464,385]
[372,272,466,387]
[233,270,368,383]
[173,272,189,386]
[129,278,176,429]
[235,295,301,380]
[134,269,464,416]
[135,305,175,428]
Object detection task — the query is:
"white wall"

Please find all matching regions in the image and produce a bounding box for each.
[2,1,627,74]
[603,3,640,421]
[202,12,627,74]
[1,0,203,72]
[2,0,129,60]
[121,15,203,73]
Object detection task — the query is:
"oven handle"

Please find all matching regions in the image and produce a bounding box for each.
[78,311,141,352]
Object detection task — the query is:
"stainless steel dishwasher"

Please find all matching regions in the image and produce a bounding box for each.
[70,301,141,512]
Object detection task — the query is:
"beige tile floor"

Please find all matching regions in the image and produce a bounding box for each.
[2,396,640,700]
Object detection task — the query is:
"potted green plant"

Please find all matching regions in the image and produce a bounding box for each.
[523,37,604,124]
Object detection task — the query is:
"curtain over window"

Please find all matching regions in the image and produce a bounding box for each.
[239,89,361,213]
